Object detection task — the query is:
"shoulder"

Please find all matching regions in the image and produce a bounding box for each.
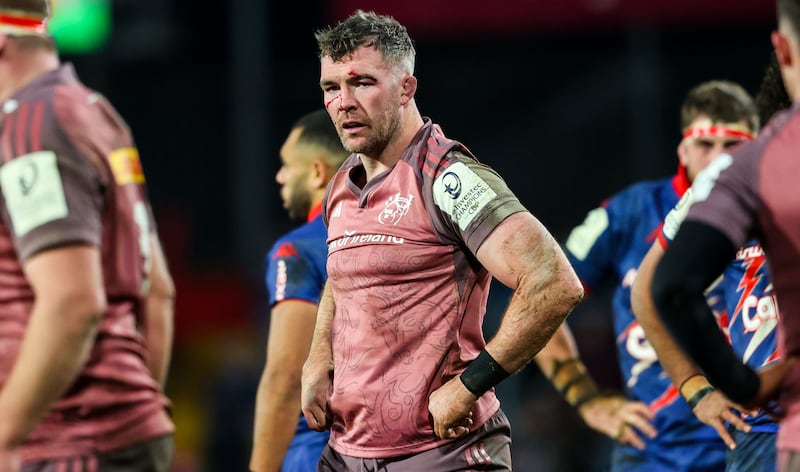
[601,177,668,214]
[406,121,473,180]
[739,108,798,167]
[269,220,326,259]
[52,85,130,141]
[617,177,671,199]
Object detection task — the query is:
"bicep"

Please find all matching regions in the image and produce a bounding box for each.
[266,300,318,368]
[631,241,665,316]
[24,245,105,310]
[475,212,565,289]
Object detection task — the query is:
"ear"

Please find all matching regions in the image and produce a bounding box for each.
[309,158,330,190]
[399,75,417,106]
[773,30,793,69]
[677,141,689,167]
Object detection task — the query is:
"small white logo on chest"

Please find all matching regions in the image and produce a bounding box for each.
[378,193,414,225]
[331,201,343,219]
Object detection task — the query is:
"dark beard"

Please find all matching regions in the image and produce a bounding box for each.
[287,191,312,221]
[341,109,400,156]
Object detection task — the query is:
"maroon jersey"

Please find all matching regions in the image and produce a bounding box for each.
[0,65,172,462]
[686,103,800,453]
[322,119,526,458]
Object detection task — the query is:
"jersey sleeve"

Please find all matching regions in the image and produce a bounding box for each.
[264,238,325,307]
[0,112,104,261]
[659,187,695,248]
[659,185,730,330]
[428,151,527,255]
[686,150,761,249]
[564,199,620,290]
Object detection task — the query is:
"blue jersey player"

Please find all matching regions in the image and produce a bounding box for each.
[251,110,349,472]
[557,81,760,471]
[631,59,790,472]
[632,182,780,472]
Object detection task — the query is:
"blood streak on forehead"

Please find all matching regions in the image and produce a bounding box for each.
[347,70,359,77]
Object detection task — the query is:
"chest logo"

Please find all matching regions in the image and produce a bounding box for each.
[378,192,414,226]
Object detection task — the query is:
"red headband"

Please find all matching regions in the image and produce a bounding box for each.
[0,10,47,35]
[682,124,754,141]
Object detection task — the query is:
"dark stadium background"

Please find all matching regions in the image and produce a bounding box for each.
[61,0,777,469]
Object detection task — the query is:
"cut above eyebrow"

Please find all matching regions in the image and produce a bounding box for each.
[348,73,375,81]
[320,74,378,86]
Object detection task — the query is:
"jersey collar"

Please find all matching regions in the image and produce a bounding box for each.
[671,165,691,197]
[307,202,323,222]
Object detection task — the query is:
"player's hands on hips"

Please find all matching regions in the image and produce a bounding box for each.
[301,355,333,432]
[746,356,797,414]
[691,389,750,450]
[428,376,477,440]
[578,394,656,450]
[753,357,796,408]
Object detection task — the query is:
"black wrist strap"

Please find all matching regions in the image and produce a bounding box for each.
[460,350,510,397]
[687,386,715,409]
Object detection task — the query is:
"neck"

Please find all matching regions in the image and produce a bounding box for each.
[360,103,424,181]
[0,49,59,102]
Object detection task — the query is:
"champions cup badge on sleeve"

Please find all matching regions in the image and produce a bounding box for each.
[378,192,414,226]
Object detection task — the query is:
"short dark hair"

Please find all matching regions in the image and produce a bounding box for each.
[292,109,349,168]
[680,80,760,134]
[1,0,55,50]
[777,0,800,38]
[0,0,48,18]
[314,10,416,74]
[755,52,792,124]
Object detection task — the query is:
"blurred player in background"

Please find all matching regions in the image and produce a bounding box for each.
[631,51,791,472]
[652,1,800,469]
[561,80,759,471]
[251,110,348,472]
[0,0,175,469]
[532,315,657,449]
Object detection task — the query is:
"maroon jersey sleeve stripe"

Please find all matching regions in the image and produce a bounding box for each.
[29,102,45,152]
[420,153,450,178]
[427,140,450,158]
[0,109,13,162]
[419,140,454,178]
[14,102,29,155]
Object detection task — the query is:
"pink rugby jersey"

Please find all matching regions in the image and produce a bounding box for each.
[322,119,526,457]
[0,65,173,462]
